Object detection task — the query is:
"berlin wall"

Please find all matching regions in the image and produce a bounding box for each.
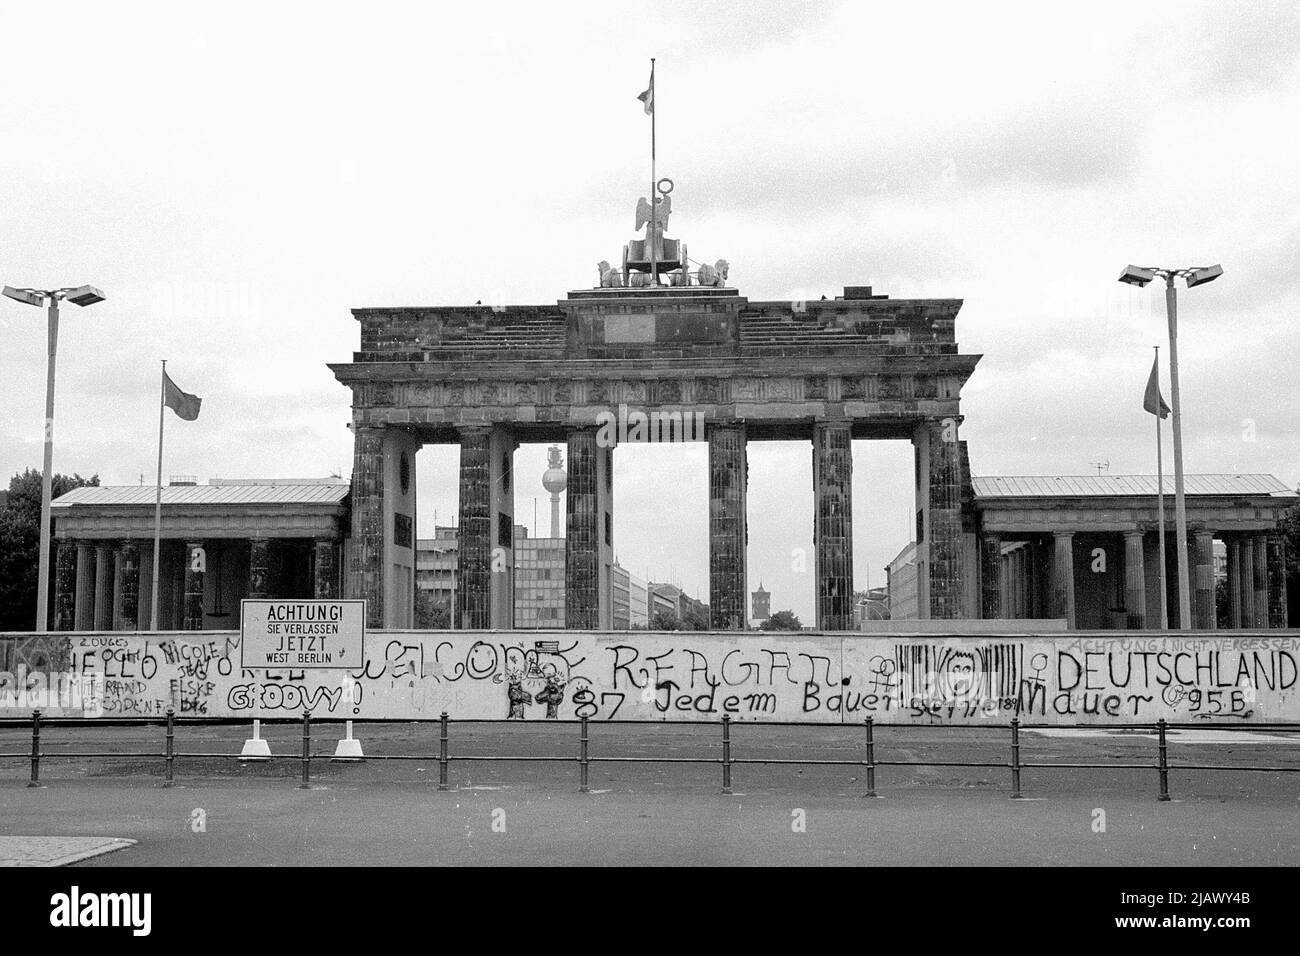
[1,631,1297,724]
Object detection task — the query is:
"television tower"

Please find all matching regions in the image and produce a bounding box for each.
[542,445,567,538]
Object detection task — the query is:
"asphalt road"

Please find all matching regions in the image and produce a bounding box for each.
[1,722,1297,865]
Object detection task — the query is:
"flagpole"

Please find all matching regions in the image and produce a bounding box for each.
[649,57,658,288]
[150,359,166,631]
[1154,345,1169,630]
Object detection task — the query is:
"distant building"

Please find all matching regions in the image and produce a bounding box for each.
[610,561,648,630]
[681,592,709,626]
[639,582,702,629]
[751,582,770,622]
[419,524,565,628]
[628,571,648,628]
[647,582,707,626]
[611,563,630,630]
[648,582,681,620]
[853,587,890,627]
[416,526,460,624]
[886,542,919,620]
[515,532,565,628]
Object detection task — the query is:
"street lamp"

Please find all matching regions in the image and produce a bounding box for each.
[2,283,106,631]
[1117,263,1222,630]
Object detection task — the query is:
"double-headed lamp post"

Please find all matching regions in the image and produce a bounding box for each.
[1118,263,1223,630]
[2,283,107,631]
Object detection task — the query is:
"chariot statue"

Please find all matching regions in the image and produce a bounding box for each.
[623,186,685,282]
[596,177,729,288]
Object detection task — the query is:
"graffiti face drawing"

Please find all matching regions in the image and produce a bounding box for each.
[937,650,979,703]
[467,642,500,680]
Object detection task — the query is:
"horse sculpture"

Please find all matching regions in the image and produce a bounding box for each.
[596,260,623,288]
[697,259,730,287]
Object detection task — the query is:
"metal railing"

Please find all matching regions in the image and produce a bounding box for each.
[2,711,1297,800]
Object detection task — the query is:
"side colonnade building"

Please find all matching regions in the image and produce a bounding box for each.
[974,475,1294,630]
[48,479,347,631]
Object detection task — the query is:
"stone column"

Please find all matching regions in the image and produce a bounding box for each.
[565,427,613,629]
[54,541,77,631]
[979,532,1002,620]
[708,423,748,630]
[1267,534,1288,629]
[1192,530,1215,629]
[489,428,518,629]
[93,543,114,630]
[118,541,140,631]
[248,537,271,599]
[455,426,517,628]
[314,539,338,599]
[74,541,94,630]
[1239,537,1256,628]
[111,546,124,632]
[1226,537,1242,630]
[813,422,853,630]
[457,428,492,629]
[183,541,206,631]
[917,419,963,619]
[1252,535,1269,628]
[1123,531,1146,630]
[1052,531,1076,628]
[348,425,386,629]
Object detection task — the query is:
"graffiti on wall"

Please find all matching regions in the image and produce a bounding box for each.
[0,631,1296,724]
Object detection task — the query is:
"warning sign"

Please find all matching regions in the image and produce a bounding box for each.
[240,600,365,669]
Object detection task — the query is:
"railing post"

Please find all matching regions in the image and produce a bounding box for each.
[27,709,41,788]
[721,715,733,794]
[163,708,175,788]
[863,717,877,798]
[299,710,312,789]
[1157,719,1171,802]
[579,716,590,793]
[1010,718,1023,799]
[437,711,449,791]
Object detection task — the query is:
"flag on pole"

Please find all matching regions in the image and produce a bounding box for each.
[637,65,654,114]
[163,371,202,421]
[1143,354,1170,419]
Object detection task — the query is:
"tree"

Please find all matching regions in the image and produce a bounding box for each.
[651,610,681,631]
[681,604,710,631]
[1281,498,1300,623]
[0,469,99,631]
[414,589,451,629]
[761,609,803,631]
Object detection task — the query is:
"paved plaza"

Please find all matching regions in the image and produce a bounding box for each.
[2,722,1296,866]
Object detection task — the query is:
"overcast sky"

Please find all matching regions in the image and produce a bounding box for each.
[2,1,1297,623]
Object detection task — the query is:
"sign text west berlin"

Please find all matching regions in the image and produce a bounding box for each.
[240,600,365,669]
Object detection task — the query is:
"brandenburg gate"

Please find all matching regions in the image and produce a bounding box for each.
[330,191,981,630]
